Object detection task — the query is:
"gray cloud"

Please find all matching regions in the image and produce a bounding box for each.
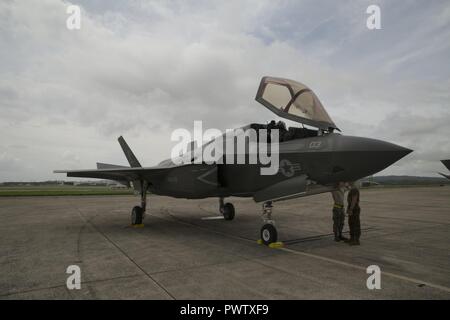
[0,0,449,181]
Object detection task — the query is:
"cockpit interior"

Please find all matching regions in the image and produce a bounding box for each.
[250,121,321,143]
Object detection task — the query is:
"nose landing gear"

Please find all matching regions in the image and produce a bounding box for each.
[260,201,278,245]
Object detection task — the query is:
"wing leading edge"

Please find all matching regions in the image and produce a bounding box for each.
[54,166,173,184]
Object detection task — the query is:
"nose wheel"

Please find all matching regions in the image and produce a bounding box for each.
[219,197,235,220]
[260,201,278,245]
[261,224,277,245]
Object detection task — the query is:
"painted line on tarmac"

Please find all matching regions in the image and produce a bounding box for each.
[201,215,225,220]
[279,247,450,293]
[161,207,450,294]
[71,203,176,300]
[283,227,376,244]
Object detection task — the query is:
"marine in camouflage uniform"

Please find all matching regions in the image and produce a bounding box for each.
[347,184,361,245]
[331,183,348,242]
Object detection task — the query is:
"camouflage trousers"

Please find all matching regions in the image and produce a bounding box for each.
[348,207,361,241]
[332,207,345,238]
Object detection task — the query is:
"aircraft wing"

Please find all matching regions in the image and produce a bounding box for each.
[438,172,450,180]
[254,175,308,202]
[54,166,172,184]
[54,136,183,188]
[253,175,337,203]
[441,160,450,171]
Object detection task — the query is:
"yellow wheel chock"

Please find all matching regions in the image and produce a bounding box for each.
[131,223,145,228]
[257,239,284,248]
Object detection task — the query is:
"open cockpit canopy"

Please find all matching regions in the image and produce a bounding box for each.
[255,76,338,131]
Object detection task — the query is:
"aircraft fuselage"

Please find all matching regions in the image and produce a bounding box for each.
[149,133,411,199]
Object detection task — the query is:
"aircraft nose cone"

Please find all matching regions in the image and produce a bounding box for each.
[330,135,412,182]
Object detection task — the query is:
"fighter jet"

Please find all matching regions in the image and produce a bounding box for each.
[55,76,412,245]
[438,160,450,179]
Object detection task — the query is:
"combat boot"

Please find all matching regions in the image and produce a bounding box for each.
[339,234,349,241]
[334,231,340,242]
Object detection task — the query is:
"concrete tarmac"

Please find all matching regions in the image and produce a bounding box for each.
[0,186,449,299]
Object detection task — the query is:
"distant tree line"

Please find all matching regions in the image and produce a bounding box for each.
[0,181,109,186]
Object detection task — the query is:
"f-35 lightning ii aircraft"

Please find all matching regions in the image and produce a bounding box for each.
[438,160,450,179]
[55,76,412,245]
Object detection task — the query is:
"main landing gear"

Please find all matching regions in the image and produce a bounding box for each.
[260,201,278,245]
[131,181,148,226]
[219,197,235,220]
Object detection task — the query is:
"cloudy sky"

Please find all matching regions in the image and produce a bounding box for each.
[1,0,449,181]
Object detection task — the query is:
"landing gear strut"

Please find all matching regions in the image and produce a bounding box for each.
[219,197,235,220]
[260,201,278,245]
[131,180,148,225]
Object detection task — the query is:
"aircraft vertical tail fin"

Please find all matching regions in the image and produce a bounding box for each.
[118,136,142,168]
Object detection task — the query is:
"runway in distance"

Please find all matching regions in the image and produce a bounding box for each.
[55,76,412,245]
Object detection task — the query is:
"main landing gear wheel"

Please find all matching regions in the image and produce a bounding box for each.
[222,203,235,221]
[131,206,144,225]
[130,180,148,226]
[261,224,277,245]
